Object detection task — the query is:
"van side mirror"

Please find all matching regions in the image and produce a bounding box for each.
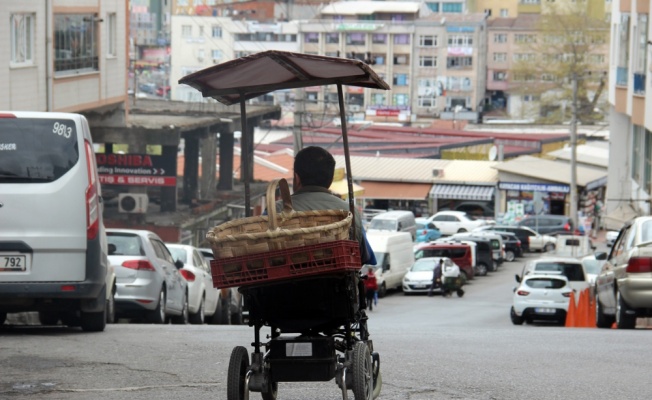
[515,274,521,283]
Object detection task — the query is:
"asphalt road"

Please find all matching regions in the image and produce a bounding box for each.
[2,241,652,400]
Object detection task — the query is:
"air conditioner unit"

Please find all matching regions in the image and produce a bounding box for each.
[432,168,444,178]
[118,193,149,214]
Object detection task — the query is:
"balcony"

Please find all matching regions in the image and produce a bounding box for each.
[616,67,628,86]
[633,73,646,95]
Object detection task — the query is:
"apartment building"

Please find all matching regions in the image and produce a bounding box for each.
[605,0,652,226]
[297,1,487,123]
[2,0,128,122]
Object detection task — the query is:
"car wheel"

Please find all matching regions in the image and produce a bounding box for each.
[210,296,230,325]
[457,228,468,233]
[616,291,636,329]
[475,263,488,277]
[505,250,515,262]
[80,310,107,332]
[510,307,524,325]
[227,346,250,400]
[489,261,498,272]
[377,282,387,298]
[544,243,555,252]
[172,293,189,324]
[595,295,614,328]
[459,270,469,283]
[106,286,116,324]
[147,289,166,324]
[189,296,205,325]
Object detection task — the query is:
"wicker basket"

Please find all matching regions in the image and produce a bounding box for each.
[207,178,353,258]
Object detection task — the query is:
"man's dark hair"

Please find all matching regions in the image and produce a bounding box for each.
[294,146,335,188]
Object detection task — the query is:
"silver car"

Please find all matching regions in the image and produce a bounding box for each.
[595,216,652,329]
[107,229,188,324]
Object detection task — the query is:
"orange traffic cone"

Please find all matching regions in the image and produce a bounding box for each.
[576,289,590,327]
[587,290,597,328]
[565,290,576,327]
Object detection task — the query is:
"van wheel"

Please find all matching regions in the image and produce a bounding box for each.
[377,282,387,298]
[80,310,106,332]
[505,250,515,262]
[616,291,636,329]
[475,263,488,276]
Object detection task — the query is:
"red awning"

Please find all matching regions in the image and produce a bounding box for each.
[360,181,432,200]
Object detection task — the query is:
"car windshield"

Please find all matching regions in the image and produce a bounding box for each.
[107,233,144,256]
[416,222,426,230]
[369,219,397,231]
[534,262,585,281]
[411,259,437,272]
[168,247,188,263]
[525,277,566,289]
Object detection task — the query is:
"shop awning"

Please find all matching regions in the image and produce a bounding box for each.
[329,179,365,198]
[360,181,432,200]
[430,184,495,201]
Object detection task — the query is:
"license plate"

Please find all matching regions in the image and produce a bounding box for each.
[1,255,27,272]
[414,284,427,288]
[534,307,556,314]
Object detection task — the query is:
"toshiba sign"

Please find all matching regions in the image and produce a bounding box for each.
[96,153,177,187]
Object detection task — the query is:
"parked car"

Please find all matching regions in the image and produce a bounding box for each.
[107,229,188,324]
[414,217,442,242]
[446,201,495,219]
[0,111,110,332]
[426,210,491,236]
[368,210,417,241]
[166,244,222,325]
[402,257,459,295]
[365,231,415,297]
[519,257,589,294]
[489,231,523,262]
[474,225,556,253]
[511,273,573,325]
[461,231,505,269]
[414,242,475,280]
[551,234,596,258]
[605,230,619,247]
[517,214,574,235]
[441,235,493,276]
[594,216,652,329]
[198,248,245,325]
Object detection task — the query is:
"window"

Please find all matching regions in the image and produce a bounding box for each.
[493,52,507,62]
[446,56,473,68]
[493,71,507,81]
[304,32,319,43]
[371,93,386,106]
[393,74,409,86]
[514,34,537,44]
[447,35,473,47]
[500,8,509,17]
[107,13,117,57]
[392,93,409,106]
[635,14,648,72]
[632,126,643,182]
[442,2,463,12]
[347,33,365,45]
[54,14,99,74]
[419,35,438,47]
[419,56,437,68]
[326,33,339,44]
[394,34,410,45]
[494,34,507,43]
[393,54,409,66]
[182,25,192,37]
[372,34,387,44]
[513,53,536,62]
[212,25,222,38]
[426,2,440,12]
[523,95,539,102]
[211,49,223,62]
[10,13,34,64]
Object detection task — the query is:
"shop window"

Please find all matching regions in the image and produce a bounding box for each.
[54,14,99,74]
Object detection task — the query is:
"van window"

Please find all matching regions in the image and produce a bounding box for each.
[449,248,467,258]
[0,117,79,183]
[369,219,397,231]
[417,249,449,259]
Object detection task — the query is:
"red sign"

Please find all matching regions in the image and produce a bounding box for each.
[376,109,400,116]
[99,175,176,187]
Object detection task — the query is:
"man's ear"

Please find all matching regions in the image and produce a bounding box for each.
[293,172,301,190]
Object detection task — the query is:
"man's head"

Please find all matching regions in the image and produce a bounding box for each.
[294,146,335,189]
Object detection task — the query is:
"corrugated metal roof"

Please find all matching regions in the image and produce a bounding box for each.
[437,160,500,184]
[334,155,450,183]
[493,155,607,188]
[320,1,422,15]
[546,143,609,168]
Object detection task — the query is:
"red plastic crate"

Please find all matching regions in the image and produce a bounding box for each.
[210,240,362,288]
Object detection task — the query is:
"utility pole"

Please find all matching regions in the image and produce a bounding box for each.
[569,74,579,231]
[293,88,303,154]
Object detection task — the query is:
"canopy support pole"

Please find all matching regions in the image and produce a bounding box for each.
[337,84,357,242]
[240,98,252,217]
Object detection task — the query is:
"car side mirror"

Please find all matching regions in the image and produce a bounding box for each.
[514,274,521,283]
[595,251,607,260]
[174,259,184,269]
[108,243,116,255]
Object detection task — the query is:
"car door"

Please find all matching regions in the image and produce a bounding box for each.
[151,239,184,312]
[596,225,632,309]
[432,215,454,235]
[195,248,219,313]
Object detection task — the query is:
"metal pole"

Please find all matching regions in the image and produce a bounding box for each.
[569,75,578,232]
[337,84,357,242]
[240,98,251,217]
[292,88,303,154]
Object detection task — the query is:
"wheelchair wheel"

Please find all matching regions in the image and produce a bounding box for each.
[261,380,278,400]
[227,346,249,400]
[352,341,373,400]
[457,289,465,297]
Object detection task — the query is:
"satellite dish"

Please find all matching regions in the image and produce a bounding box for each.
[488,145,498,161]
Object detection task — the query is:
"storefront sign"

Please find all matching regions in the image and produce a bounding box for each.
[96,153,177,187]
[498,182,570,193]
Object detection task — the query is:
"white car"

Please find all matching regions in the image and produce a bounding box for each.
[402,257,459,295]
[426,211,490,236]
[166,244,222,325]
[511,273,572,325]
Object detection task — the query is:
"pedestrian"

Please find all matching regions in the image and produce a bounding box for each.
[364,267,378,311]
[428,259,444,297]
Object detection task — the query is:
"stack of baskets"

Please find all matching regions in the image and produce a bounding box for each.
[207,178,359,288]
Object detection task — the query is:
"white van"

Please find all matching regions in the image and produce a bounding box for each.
[0,112,110,331]
[365,231,415,297]
[368,210,417,241]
